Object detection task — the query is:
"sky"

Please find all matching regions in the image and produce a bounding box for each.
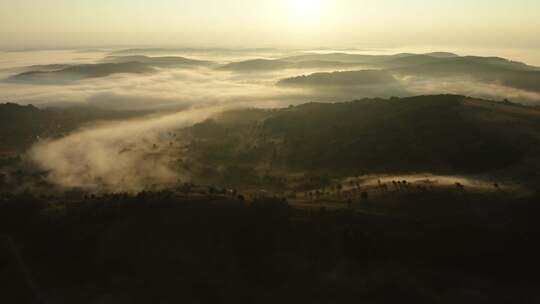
[1,0,539,49]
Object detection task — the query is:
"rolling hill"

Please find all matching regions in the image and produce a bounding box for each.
[393,56,540,93]
[277,70,398,87]
[218,59,293,72]
[102,55,214,68]
[7,62,156,83]
[185,95,540,181]
[274,54,540,94]
[218,59,364,72]
[6,55,214,83]
[0,103,147,150]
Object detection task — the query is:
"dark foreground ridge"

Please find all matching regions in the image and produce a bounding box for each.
[1,192,540,303]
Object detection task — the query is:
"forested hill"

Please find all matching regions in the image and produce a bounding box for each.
[186,95,540,179]
[0,103,145,150]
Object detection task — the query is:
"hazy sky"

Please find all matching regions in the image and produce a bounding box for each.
[1,0,539,50]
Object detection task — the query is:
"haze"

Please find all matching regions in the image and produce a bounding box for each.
[3,1,540,302]
[1,0,540,64]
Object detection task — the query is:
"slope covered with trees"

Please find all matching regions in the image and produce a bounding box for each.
[185,95,540,179]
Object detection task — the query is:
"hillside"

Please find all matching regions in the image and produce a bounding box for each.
[184,95,540,182]
[218,59,293,72]
[218,59,364,72]
[274,54,540,94]
[393,57,540,93]
[282,52,403,64]
[6,55,216,83]
[0,103,146,150]
[102,55,214,68]
[7,62,156,83]
[277,70,398,87]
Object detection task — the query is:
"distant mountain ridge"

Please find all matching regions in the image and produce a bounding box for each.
[7,62,156,83]
[5,51,540,96]
[277,70,397,87]
[6,55,214,83]
[273,53,540,94]
[102,55,214,68]
[218,59,363,72]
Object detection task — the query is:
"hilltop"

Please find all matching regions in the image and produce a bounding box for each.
[6,56,214,83]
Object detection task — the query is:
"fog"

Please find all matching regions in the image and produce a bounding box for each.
[28,106,225,192]
[1,48,539,192]
[2,49,539,111]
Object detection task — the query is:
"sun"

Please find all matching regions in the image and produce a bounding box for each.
[291,0,325,21]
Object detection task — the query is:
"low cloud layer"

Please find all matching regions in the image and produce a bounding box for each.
[29,106,225,192]
[2,49,540,111]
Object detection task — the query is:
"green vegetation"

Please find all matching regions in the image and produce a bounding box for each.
[0,103,147,150]
[185,95,540,182]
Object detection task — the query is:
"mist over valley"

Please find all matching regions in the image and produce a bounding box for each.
[2,1,540,301]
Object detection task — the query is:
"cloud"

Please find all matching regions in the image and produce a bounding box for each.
[1,66,310,111]
[399,75,540,105]
[2,50,539,110]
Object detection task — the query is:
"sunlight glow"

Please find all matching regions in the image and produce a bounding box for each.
[290,0,326,22]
